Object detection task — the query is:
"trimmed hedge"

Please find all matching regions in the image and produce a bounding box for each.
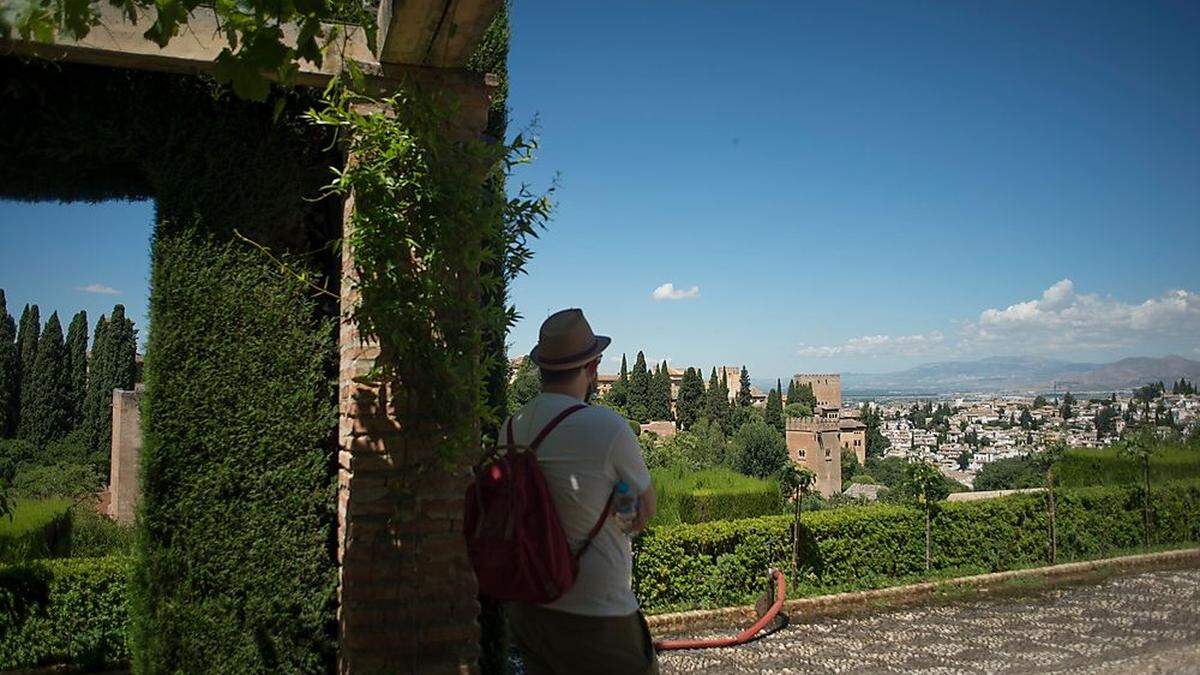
[0,556,130,671]
[651,467,783,525]
[1056,446,1200,488]
[677,488,783,524]
[0,499,71,563]
[131,234,337,673]
[633,480,1200,613]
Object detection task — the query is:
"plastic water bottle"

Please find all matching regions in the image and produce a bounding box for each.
[613,481,637,534]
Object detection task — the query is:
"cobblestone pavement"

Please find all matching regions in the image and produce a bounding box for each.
[657,568,1200,674]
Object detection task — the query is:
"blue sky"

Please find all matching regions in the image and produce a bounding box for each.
[1,1,1198,381]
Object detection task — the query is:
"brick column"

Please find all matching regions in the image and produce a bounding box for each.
[336,77,491,674]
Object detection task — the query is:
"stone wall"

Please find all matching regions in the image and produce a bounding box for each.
[108,387,143,524]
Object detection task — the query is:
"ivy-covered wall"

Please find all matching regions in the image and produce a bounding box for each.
[0,57,343,672]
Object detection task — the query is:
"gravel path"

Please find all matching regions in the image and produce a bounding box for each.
[657,568,1200,674]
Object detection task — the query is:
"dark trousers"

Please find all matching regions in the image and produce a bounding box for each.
[507,602,660,675]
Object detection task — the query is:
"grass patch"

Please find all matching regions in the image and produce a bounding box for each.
[0,499,72,563]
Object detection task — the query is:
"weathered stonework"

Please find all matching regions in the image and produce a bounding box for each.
[785,417,842,497]
[108,386,143,524]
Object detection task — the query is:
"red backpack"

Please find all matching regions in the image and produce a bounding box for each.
[464,404,613,604]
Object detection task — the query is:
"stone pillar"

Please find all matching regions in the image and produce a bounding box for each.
[108,386,143,524]
[336,79,491,673]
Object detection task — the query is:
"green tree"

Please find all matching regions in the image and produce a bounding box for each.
[675,367,705,431]
[704,368,723,429]
[1019,409,1034,430]
[650,361,673,421]
[507,357,541,413]
[1061,391,1075,420]
[1120,429,1158,549]
[1095,403,1118,438]
[763,379,784,433]
[783,402,812,419]
[628,351,650,423]
[972,455,1041,491]
[778,464,815,574]
[840,451,860,483]
[1035,441,1066,563]
[606,354,629,410]
[795,381,817,410]
[22,312,70,447]
[0,290,17,438]
[15,304,40,440]
[785,379,798,406]
[64,310,89,428]
[82,305,137,474]
[956,448,973,471]
[902,460,950,571]
[736,365,752,407]
[861,403,890,459]
[1032,394,1048,409]
[732,420,788,478]
[717,371,733,434]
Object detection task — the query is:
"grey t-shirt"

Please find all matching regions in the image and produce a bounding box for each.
[505,392,652,617]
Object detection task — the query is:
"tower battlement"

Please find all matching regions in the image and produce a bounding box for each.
[786,416,841,432]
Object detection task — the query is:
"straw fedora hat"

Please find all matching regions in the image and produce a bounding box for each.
[529,308,611,371]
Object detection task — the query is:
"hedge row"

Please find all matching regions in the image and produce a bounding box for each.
[677,488,783,524]
[633,480,1200,613]
[132,234,338,673]
[1057,446,1200,488]
[0,499,71,564]
[0,556,129,671]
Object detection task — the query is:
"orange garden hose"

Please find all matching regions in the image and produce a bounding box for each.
[653,569,787,651]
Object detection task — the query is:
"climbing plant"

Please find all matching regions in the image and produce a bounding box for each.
[304,75,551,462]
[1,0,374,100]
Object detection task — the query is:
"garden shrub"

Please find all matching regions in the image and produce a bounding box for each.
[0,556,130,671]
[68,505,135,558]
[634,480,1200,613]
[131,234,337,674]
[0,499,71,563]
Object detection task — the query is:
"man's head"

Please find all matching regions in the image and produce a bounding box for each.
[531,308,609,397]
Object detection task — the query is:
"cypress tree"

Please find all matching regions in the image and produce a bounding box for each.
[64,310,89,428]
[15,304,40,438]
[676,367,704,431]
[718,371,732,433]
[764,378,784,433]
[628,351,650,423]
[704,367,723,426]
[786,378,797,406]
[0,291,17,437]
[607,353,629,409]
[737,365,752,407]
[652,361,673,421]
[0,303,14,438]
[23,311,70,446]
[82,305,137,474]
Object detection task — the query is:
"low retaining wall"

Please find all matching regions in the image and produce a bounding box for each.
[647,547,1200,635]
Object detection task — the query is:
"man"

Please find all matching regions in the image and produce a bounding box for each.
[505,308,658,675]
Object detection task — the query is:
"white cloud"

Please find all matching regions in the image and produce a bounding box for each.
[963,278,1200,352]
[651,283,700,301]
[76,283,121,295]
[798,332,945,358]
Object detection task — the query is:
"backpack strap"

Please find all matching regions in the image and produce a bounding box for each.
[573,490,616,562]
[529,404,588,452]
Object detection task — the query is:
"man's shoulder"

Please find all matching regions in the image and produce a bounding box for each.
[579,404,633,436]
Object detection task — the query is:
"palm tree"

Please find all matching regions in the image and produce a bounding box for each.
[779,465,816,575]
[903,461,950,572]
[1120,429,1158,549]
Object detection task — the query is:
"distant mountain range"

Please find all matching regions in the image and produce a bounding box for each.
[836,355,1200,395]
